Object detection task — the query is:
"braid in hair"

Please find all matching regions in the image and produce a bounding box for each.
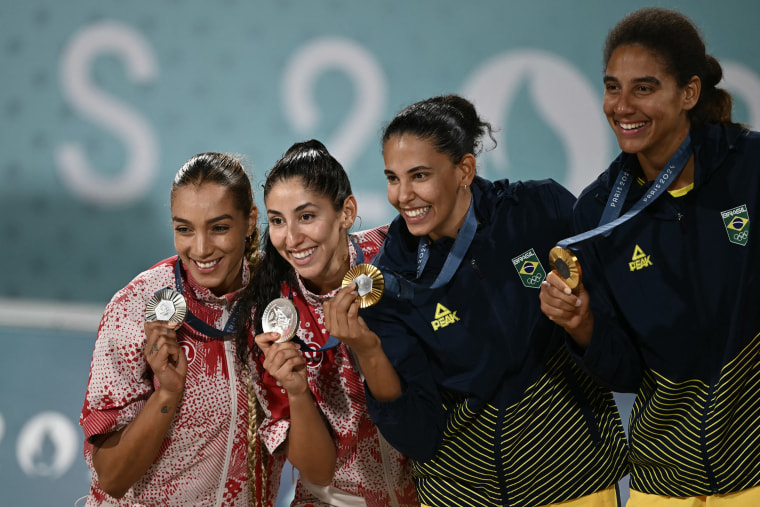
[240,225,266,506]
[245,228,260,276]
[243,361,268,506]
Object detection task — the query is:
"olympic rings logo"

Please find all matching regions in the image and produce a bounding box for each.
[527,274,544,285]
[733,230,749,241]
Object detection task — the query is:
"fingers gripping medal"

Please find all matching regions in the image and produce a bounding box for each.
[262,298,300,343]
[342,264,384,308]
[549,247,582,290]
[145,288,188,323]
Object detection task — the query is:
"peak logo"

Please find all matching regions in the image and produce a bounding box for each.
[629,245,653,272]
[721,204,750,246]
[431,303,460,331]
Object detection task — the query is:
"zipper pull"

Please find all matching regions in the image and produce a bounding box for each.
[470,258,484,279]
[677,212,686,233]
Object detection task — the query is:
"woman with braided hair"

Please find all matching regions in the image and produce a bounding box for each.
[238,139,418,506]
[80,152,283,506]
[540,7,760,506]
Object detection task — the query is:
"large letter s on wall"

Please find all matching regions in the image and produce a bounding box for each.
[56,21,158,208]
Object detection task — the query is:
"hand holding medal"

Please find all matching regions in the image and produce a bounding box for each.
[257,297,308,395]
[322,264,386,357]
[546,135,693,293]
[144,288,188,381]
[261,297,300,343]
[341,264,385,308]
[145,288,188,323]
[541,250,594,349]
[548,247,582,290]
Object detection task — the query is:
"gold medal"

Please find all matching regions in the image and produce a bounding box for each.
[262,297,299,343]
[549,246,582,290]
[342,264,384,308]
[145,288,188,323]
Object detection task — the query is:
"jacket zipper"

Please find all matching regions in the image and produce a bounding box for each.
[470,258,485,279]
[471,256,509,503]
[495,402,510,505]
[700,382,719,494]
[673,201,718,492]
[676,211,686,234]
[216,320,239,506]
[377,432,401,507]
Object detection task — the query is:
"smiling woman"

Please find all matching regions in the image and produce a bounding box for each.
[80,152,283,506]
[325,94,629,507]
[171,180,256,297]
[235,140,418,506]
[540,8,760,506]
[264,176,356,295]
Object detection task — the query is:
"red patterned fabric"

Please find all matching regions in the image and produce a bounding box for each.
[80,256,284,506]
[253,226,418,507]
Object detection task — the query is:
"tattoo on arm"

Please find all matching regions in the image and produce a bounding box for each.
[151,343,159,356]
[161,406,169,414]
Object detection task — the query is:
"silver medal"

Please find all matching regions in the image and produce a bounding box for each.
[261,297,299,342]
[145,288,187,323]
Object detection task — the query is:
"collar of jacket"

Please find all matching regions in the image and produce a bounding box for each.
[376,175,505,277]
[590,123,744,207]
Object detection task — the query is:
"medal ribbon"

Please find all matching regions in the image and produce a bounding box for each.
[416,196,477,288]
[557,135,692,250]
[172,260,240,338]
[369,195,477,301]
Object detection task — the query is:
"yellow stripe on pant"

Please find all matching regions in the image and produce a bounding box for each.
[627,485,760,507]
[422,485,620,507]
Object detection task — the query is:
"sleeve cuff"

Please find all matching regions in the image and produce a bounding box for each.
[259,417,291,455]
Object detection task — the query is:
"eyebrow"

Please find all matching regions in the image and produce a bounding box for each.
[604,75,661,86]
[172,214,234,224]
[266,202,318,215]
[384,165,429,176]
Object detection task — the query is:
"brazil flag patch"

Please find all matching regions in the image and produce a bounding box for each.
[511,248,546,289]
[721,204,750,246]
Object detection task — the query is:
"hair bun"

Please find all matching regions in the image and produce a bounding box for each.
[702,55,723,89]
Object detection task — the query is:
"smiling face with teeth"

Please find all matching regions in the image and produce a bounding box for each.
[603,44,700,178]
[383,134,475,241]
[266,177,357,295]
[172,183,257,297]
